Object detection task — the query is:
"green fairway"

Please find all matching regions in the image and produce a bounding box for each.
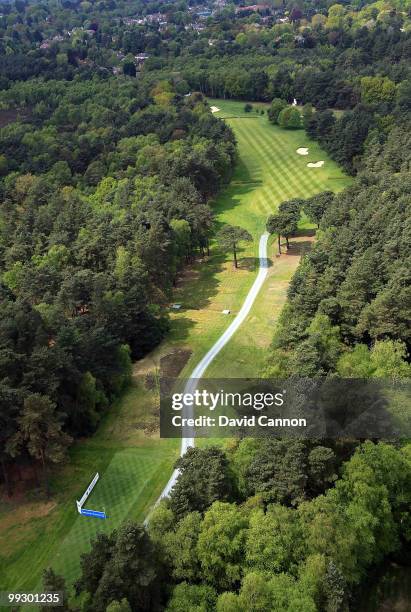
[0,381,179,592]
[0,98,351,595]
[146,98,351,377]
[211,98,350,234]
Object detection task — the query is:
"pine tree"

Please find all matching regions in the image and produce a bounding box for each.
[9,394,72,496]
[41,568,70,611]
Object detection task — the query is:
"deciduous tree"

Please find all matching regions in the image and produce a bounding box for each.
[169,447,234,516]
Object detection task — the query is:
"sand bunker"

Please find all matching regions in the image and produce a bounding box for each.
[210,106,220,113]
[307,161,324,168]
[296,147,309,155]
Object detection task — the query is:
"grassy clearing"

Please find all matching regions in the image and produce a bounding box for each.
[0,380,179,592]
[0,98,351,594]
[212,98,350,234]
[144,98,350,377]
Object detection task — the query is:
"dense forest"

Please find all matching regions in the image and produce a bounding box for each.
[0,0,410,609]
[265,127,411,378]
[42,440,411,611]
[0,73,236,490]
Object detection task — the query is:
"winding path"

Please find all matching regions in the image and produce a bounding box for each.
[156,231,270,503]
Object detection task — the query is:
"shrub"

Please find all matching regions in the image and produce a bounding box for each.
[278,106,302,129]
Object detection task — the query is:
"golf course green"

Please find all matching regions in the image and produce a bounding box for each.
[0,98,351,593]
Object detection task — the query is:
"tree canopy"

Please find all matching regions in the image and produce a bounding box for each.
[216,225,252,268]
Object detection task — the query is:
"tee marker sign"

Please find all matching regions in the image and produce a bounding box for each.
[76,472,107,519]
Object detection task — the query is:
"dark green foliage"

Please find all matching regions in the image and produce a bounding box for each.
[0,78,236,484]
[308,446,337,497]
[123,61,136,77]
[268,85,410,381]
[41,568,70,611]
[1,2,410,608]
[267,199,302,253]
[245,439,308,505]
[231,438,340,505]
[278,199,304,217]
[216,225,252,268]
[301,442,411,584]
[237,438,338,506]
[302,104,314,130]
[168,447,235,516]
[75,532,117,598]
[167,583,217,612]
[323,561,347,612]
[0,384,20,495]
[326,107,376,174]
[75,523,164,612]
[8,393,72,495]
[150,442,410,609]
[269,169,411,376]
[268,98,287,124]
[303,191,334,228]
[278,106,302,129]
[306,106,377,174]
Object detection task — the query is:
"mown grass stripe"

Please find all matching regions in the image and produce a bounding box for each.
[237,125,293,205]
[250,125,322,198]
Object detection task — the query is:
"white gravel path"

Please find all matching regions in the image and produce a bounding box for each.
[152,232,270,507]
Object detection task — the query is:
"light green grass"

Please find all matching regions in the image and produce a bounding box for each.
[149,98,351,377]
[212,98,350,234]
[0,98,351,596]
[0,382,179,593]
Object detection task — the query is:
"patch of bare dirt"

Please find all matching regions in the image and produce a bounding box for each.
[1,463,39,500]
[286,240,313,256]
[0,500,57,531]
[160,349,192,377]
[173,256,209,289]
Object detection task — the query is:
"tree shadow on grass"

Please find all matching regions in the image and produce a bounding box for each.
[167,316,197,342]
[173,252,225,311]
[213,182,258,223]
[231,180,263,186]
[165,161,263,343]
[237,257,273,271]
[294,227,316,238]
[286,240,313,256]
[235,155,254,180]
[237,257,258,271]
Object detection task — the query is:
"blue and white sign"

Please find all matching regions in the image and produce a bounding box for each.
[80,508,107,519]
[76,473,107,519]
